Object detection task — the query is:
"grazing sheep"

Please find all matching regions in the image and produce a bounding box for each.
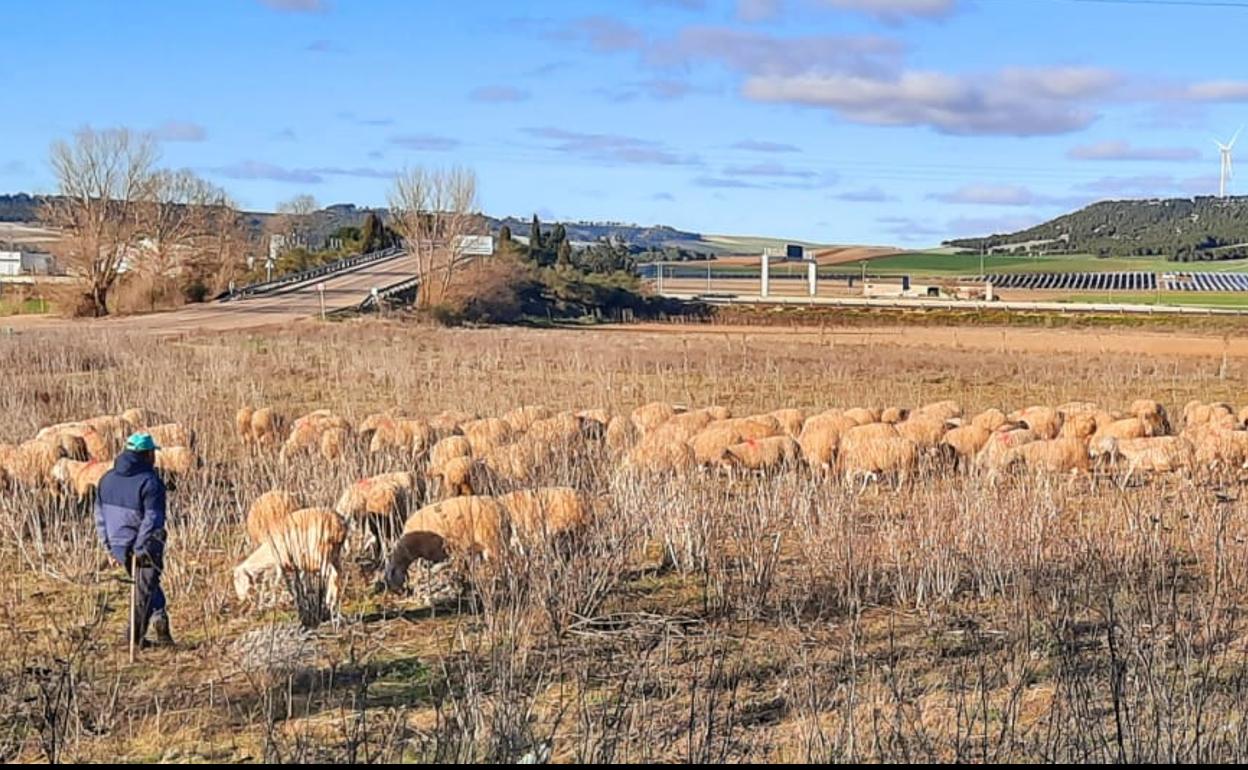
[154,446,198,476]
[279,420,321,462]
[383,496,508,591]
[119,408,166,430]
[970,408,1009,433]
[496,487,591,546]
[335,475,414,557]
[1094,436,1195,474]
[912,400,962,422]
[630,401,682,435]
[975,428,1039,471]
[459,418,515,455]
[838,435,918,486]
[503,405,554,433]
[246,490,304,546]
[235,407,254,443]
[83,415,129,450]
[689,419,779,466]
[1129,399,1171,437]
[4,439,66,488]
[526,413,591,445]
[1091,417,1149,445]
[35,423,100,461]
[1004,436,1090,474]
[1189,427,1248,471]
[1058,412,1099,440]
[840,422,900,446]
[237,407,284,446]
[292,409,350,432]
[147,422,195,451]
[718,435,801,475]
[427,455,487,498]
[624,434,696,475]
[604,415,639,456]
[429,410,476,435]
[234,508,348,618]
[1014,407,1063,440]
[368,417,437,456]
[1238,405,1248,429]
[797,412,858,471]
[942,425,992,470]
[841,407,880,426]
[429,435,473,469]
[768,408,807,438]
[701,405,733,421]
[576,408,611,427]
[481,438,553,484]
[880,407,909,424]
[319,426,350,461]
[50,458,110,501]
[894,415,948,454]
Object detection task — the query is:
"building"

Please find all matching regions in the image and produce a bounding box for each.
[0,250,53,277]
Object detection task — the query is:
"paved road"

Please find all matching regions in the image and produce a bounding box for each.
[115,251,421,335]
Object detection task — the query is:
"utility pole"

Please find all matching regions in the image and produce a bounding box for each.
[317,282,326,320]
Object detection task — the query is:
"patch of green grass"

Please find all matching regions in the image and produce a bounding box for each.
[0,297,51,316]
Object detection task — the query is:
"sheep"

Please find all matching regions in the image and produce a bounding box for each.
[912,400,962,422]
[292,409,350,432]
[154,446,198,477]
[319,426,350,461]
[1095,436,1195,474]
[768,408,807,438]
[797,412,858,471]
[234,508,347,619]
[119,407,166,430]
[624,435,696,475]
[429,435,473,469]
[1129,399,1171,437]
[49,458,110,501]
[4,439,66,488]
[1238,405,1248,429]
[894,415,948,454]
[717,435,801,475]
[427,455,488,498]
[383,496,508,591]
[970,408,1009,433]
[480,438,554,484]
[1003,436,1090,474]
[369,417,438,456]
[83,415,129,452]
[840,422,899,445]
[841,407,880,426]
[1189,427,1248,471]
[503,405,554,433]
[604,415,639,456]
[689,419,779,467]
[459,417,515,455]
[335,475,415,558]
[701,405,732,421]
[236,407,285,446]
[246,490,304,546]
[147,422,196,451]
[496,487,592,548]
[630,401,682,435]
[429,409,476,435]
[838,435,918,487]
[1058,412,1099,440]
[1091,417,1149,445]
[941,424,992,470]
[1013,407,1063,440]
[975,428,1039,471]
[235,407,254,443]
[279,420,322,462]
[880,407,909,424]
[576,408,611,427]
[526,413,592,445]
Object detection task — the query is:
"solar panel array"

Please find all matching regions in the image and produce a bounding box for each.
[979,272,1157,291]
[1161,272,1248,291]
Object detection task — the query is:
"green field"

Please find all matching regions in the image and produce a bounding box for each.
[836,252,1248,277]
[0,297,50,317]
[1057,292,1248,309]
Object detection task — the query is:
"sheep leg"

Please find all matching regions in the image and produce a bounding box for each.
[234,542,277,601]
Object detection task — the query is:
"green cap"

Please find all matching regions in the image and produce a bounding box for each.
[125,432,159,452]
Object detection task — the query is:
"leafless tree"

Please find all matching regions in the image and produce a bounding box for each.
[271,194,319,255]
[136,169,238,307]
[387,166,482,307]
[40,128,158,316]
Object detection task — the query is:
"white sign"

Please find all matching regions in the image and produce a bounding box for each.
[456,235,495,256]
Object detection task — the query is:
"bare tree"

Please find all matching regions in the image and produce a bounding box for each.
[272,194,319,255]
[41,128,158,316]
[136,169,236,308]
[387,167,482,307]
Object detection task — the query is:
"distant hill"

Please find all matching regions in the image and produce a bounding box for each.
[0,194,806,257]
[947,196,1248,261]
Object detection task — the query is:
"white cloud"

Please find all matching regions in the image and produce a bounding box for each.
[523,127,697,165]
[1068,140,1199,162]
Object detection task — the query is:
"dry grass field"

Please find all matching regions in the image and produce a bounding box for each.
[5,320,1248,762]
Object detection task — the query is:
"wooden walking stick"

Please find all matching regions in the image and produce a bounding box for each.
[129,552,138,663]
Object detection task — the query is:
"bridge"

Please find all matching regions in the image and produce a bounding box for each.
[94,247,422,335]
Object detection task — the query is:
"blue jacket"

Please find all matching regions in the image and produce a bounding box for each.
[94,451,167,560]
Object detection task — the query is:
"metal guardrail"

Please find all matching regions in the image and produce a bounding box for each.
[216,246,405,301]
[357,276,421,312]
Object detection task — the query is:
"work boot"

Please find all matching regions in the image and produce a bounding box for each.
[149,611,175,647]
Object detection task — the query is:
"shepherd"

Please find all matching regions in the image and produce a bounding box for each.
[94,432,175,648]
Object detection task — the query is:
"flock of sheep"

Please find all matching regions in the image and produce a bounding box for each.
[6,396,1248,622]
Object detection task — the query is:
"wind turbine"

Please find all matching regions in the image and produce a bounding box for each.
[1216,127,1242,198]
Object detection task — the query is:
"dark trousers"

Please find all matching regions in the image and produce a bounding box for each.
[112,547,166,643]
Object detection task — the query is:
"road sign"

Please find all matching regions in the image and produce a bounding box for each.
[456,235,495,256]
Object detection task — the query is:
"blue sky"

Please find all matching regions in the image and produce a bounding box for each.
[3,0,1247,245]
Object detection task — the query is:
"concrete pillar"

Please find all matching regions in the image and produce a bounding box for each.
[807,260,817,296]
[760,254,770,297]
[986,280,994,302]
